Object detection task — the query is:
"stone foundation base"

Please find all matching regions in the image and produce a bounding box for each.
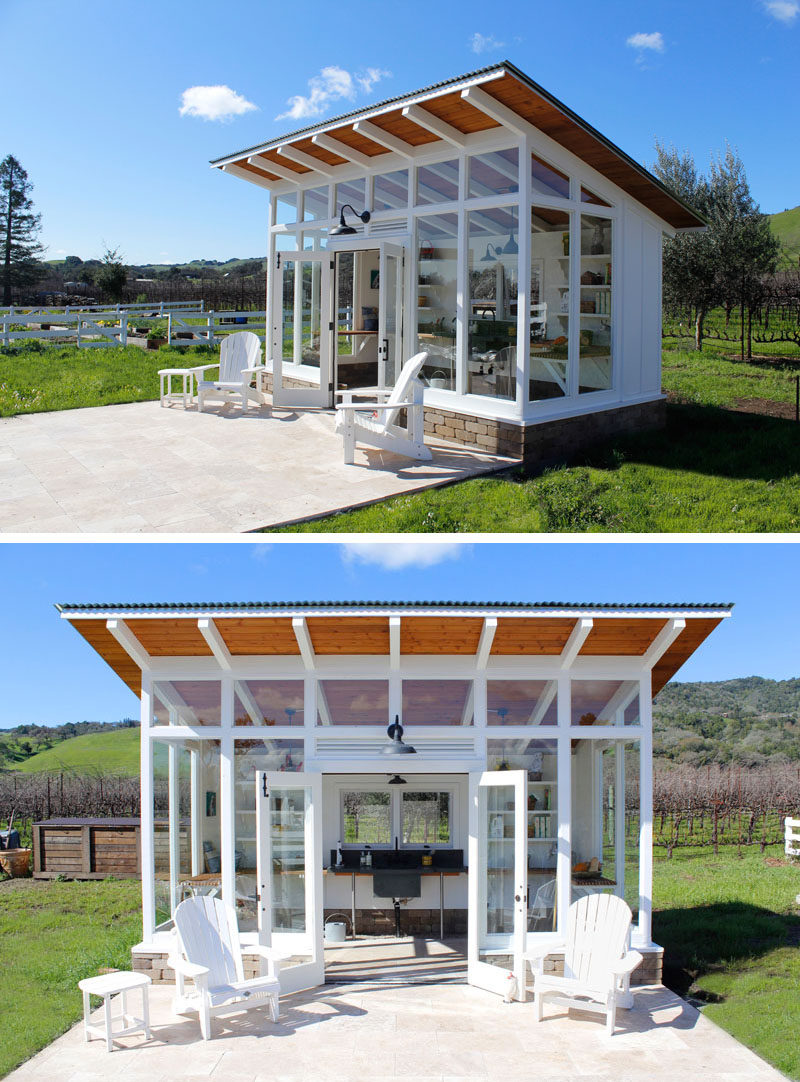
[133,950,264,985]
[424,398,666,464]
[324,907,467,937]
[540,946,662,986]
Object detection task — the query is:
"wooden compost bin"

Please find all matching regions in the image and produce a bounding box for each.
[33,817,142,879]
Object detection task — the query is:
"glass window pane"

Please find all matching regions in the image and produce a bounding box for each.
[571,679,638,726]
[374,169,409,211]
[275,192,298,225]
[529,206,570,402]
[581,186,613,208]
[531,153,570,200]
[579,214,613,393]
[416,159,459,205]
[303,231,328,251]
[342,791,391,845]
[468,148,518,197]
[467,207,518,400]
[153,681,221,726]
[402,679,473,725]
[402,791,451,845]
[234,681,305,726]
[487,680,556,726]
[303,186,329,221]
[271,786,308,931]
[336,177,366,212]
[416,213,457,390]
[318,680,389,725]
[486,782,516,933]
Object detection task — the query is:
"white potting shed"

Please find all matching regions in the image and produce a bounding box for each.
[59,600,730,997]
[211,62,704,457]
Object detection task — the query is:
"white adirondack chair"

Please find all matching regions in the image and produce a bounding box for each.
[168,896,283,1041]
[193,331,265,413]
[524,893,643,1036]
[334,351,432,464]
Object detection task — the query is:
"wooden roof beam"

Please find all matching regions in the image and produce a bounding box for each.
[248,155,307,182]
[276,145,338,177]
[402,104,467,148]
[460,86,526,136]
[292,616,316,670]
[352,120,415,160]
[560,618,594,669]
[197,618,232,670]
[311,133,373,168]
[643,618,686,668]
[475,617,498,669]
[106,619,151,671]
[220,163,275,190]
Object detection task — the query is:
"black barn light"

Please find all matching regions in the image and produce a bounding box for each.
[330,203,371,236]
[383,716,417,755]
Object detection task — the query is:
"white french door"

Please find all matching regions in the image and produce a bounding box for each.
[467,770,528,1001]
[256,771,324,994]
[377,241,405,389]
[271,251,333,407]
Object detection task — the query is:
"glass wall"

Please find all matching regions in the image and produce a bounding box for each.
[402,679,473,725]
[336,177,366,213]
[416,159,459,205]
[487,680,557,726]
[467,207,518,400]
[469,149,518,197]
[416,213,458,389]
[571,679,640,726]
[275,192,298,225]
[579,213,613,393]
[373,169,409,211]
[234,680,305,727]
[532,153,570,200]
[153,681,221,726]
[529,206,569,402]
[303,186,329,221]
[317,680,389,725]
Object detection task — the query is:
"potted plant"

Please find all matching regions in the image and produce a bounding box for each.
[145,318,168,349]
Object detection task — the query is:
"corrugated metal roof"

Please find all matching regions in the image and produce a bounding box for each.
[57,601,733,613]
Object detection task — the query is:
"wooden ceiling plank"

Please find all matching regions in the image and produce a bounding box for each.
[248,154,307,180]
[352,120,415,159]
[276,145,337,177]
[221,163,275,190]
[311,133,370,167]
[197,618,232,670]
[461,85,528,137]
[402,104,468,148]
[106,619,151,671]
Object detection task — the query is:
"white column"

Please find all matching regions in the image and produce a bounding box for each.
[638,676,653,944]
[555,672,571,937]
[304,674,316,770]
[515,134,531,413]
[220,677,236,909]
[473,676,488,763]
[140,675,155,941]
[614,743,626,900]
[168,743,180,915]
[190,747,202,877]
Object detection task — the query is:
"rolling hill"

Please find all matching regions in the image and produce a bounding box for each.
[769,204,800,267]
[16,728,168,777]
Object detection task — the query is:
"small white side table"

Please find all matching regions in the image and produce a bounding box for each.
[158,367,196,408]
[79,971,152,1052]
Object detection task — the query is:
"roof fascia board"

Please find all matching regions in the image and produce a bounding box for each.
[59,604,733,620]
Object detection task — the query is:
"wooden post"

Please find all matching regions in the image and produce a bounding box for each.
[82,824,92,875]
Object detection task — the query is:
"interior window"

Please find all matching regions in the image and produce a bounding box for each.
[341,791,391,845]
[401,792,451,845]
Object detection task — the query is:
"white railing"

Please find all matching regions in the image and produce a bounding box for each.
[0,311,129,348]
[167,310,266,346]
[0,300,204,318]
[785,817,800,857]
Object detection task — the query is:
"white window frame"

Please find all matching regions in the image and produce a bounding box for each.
[338,783,456,850]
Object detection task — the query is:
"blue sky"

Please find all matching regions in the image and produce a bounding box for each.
[3,0,798,264]
[0,540,797,727]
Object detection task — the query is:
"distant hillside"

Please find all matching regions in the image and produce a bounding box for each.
[653,676,800,766]
[769,205,800,267]
[15,728,167,777]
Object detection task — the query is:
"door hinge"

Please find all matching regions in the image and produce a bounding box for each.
[276,253,281,270]
[261,772,269,798]
[330,260,335,271]
[329,321,334,331]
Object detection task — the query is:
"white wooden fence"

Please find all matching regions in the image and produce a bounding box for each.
[167,310,265,346]
[785,817,800,857]
[0,300,204,319]
[0,311,130,348]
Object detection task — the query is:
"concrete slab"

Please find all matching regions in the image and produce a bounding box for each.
[0,401,513,534]
[4,945,787,1082]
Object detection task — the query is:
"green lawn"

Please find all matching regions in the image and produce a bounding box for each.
[653,845,800,1079]
[0,878,141,1078]
[16,727,169,777]
[0,340,217,417]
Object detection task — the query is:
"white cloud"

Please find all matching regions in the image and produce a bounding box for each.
[471,32,505,53]
[179,85,258,122]
[276,66,391,122]
[341,543,466,571]
[251,543,273,562]
[626,31,665,52]
[763,0,799,21]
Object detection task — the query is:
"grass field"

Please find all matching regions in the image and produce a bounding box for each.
[1,846,798,1079]
[17,727,166,776]
[0,878,141,1079]
[770,204,800,266]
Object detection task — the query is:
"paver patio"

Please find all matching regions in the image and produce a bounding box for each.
[4,937,787,1082]
[0,402,513,533]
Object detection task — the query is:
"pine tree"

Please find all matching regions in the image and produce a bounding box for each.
[1,155,45,305]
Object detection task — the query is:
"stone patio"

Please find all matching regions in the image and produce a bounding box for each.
[0,401,513,533]
[5,938,787,1082]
